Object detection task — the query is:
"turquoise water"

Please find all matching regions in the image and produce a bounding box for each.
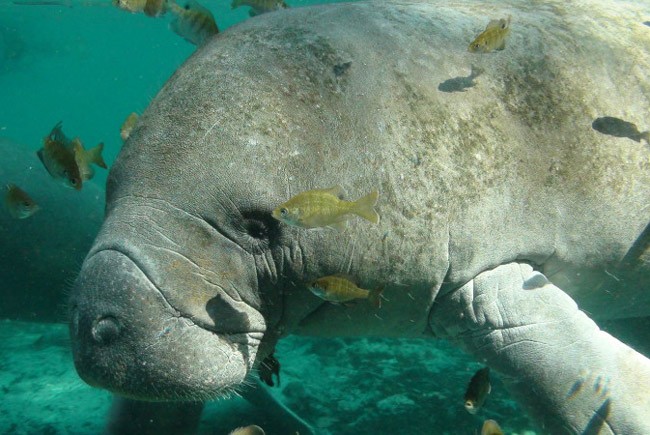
[1,1,649,434]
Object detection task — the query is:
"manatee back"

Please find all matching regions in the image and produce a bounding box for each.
[111,1,650,321]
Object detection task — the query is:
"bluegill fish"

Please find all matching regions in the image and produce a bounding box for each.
[120,112,139,141]
[229,425,265,435]
[464,366,491,414]
[71,138,107,181]
[469,16,511,53]
[4,184,40,219]
[113,0,167,16]
[231,0,287,16]
[592,116,650,144]
[169,0,219,46]
[481,419,504,435]
[308,275,383,308]
[37,126,82,190]
[272,186,379,230]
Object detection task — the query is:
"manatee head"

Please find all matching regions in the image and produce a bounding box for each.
[67,102,287,400]
[68,192,272,401]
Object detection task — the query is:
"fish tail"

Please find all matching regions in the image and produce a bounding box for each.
[368,286,384,309]
[87,142,107,168]
[641,131,650,145]
[168,0,182,14]
[352,190,379,224]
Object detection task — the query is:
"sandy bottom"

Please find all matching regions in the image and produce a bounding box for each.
[0,319,536,435]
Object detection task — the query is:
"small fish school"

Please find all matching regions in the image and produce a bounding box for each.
[112,0,289,47]
[4,122,107,220]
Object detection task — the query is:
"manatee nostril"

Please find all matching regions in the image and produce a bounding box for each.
[91,316,121,345]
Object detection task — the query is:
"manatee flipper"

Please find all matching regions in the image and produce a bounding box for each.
[430,262,650,433]
[240,377,315,435]
[104,396,204,435]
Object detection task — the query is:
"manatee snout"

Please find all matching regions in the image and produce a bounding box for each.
[69,248,252,401]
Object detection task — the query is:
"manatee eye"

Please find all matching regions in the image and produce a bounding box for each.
[280,207,289,217]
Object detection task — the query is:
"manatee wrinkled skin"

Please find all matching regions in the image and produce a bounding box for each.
[69,1,650,433]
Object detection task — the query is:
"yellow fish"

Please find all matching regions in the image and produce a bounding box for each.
[229,425,265,435]
[113,0,168,16]
[4,184,40,219]
[481,420,504,435]
[308,275,383,308]
[71,138,107,182]
[169,0,219,46]
[231,0,287,16]
[272,186,379,230]
[37,126,82,190]
[468,16,511,53]
[120,112,139,142]
[464,366,491,414]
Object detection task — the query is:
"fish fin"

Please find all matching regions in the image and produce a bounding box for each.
[352,190,379,224]
[144,0,167,16]
[86,142,107,168]
[315,185,345,198]
[230,0,242,9]
[485,19,501,30]
[35,149,56,178]
[49,120,64,142]
[328,220,347,231]
[368,286,384,309]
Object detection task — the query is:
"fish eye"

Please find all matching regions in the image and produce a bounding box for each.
[70,178,78,186]
[22,201,31,207]
[280,207,288,216]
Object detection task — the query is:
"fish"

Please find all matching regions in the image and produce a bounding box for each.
[308,275,383,308]
[168,0,219,46]
[71,138,107,181]
[438,65,484,93]
[469,16,511,53]
[231,0,287,17]
[481,419,504,435]
[592,116,650,144]
[259,352,280,387]
[113,0,167,16]
[464,366,491,414]
[4,184,40,219]
[229,425,265,435]
[271,186,379,230]
[37,126,83,190]
[120,112,139,141]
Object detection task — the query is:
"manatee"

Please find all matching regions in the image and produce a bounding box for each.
[69,1,650,433]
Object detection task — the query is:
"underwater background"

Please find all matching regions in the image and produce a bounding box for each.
[1,1,649,434]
